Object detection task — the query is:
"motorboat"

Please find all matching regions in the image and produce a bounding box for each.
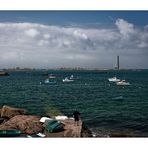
[62,77,74,82]
[44,79,56,84]
[0,130,21,137]
[116,80,130,86]
[108,77,120,82]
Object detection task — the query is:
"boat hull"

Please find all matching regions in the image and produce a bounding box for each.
[0,130,21,137]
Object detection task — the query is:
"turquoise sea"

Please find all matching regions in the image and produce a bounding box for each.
[0,70,148,137]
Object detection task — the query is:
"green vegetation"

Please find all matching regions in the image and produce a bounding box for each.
[44,105,63,117]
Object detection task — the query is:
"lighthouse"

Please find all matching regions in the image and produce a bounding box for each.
[117,55,119,70]
[114,55,120,70]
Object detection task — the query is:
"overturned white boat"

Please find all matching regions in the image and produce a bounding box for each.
[55,115,68,120]
[108,77,120,82]
[116,80,130,86]
[62,77,74,82]
[40,117,53,123]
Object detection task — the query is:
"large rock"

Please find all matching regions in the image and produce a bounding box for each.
[0,115,44,134]
[81,123,93,137]
[0,117,9,124]
[1,105,26,119]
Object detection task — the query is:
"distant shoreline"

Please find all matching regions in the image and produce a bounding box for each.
[1,68,148,72]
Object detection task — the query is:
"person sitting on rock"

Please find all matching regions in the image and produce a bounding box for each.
[73,110,80,126]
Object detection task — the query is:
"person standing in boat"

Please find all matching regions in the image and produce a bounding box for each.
[73,110,80,126]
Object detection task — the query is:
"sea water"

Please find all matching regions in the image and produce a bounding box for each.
[0,69,148,137]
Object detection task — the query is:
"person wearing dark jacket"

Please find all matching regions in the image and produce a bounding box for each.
[73,110,80,126]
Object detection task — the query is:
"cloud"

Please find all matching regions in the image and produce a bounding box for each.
[25,29,40,38]
[73,30,88,40]
[43,34,50,39]
[0,19,147,69]
[115,18,135,38]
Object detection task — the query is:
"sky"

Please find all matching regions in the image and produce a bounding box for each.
[0,11,148,69]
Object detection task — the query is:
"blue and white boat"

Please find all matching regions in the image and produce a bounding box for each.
[44,79,56,84]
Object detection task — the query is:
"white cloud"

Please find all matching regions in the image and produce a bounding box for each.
[25,28,40,38]
[0,19,147,69]
[73,30,88,40]
[38,40,49,46]
[43,34,50,39]
[115,18,135,38]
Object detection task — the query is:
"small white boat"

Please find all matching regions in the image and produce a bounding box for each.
[116,80,130,86]
[62,77,74,82]
[108,77,120,82]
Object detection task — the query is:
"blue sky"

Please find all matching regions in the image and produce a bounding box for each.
[0,11,148,27]
[0,11,148,69]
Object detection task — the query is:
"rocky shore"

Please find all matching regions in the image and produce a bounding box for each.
[0,105,93,137]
